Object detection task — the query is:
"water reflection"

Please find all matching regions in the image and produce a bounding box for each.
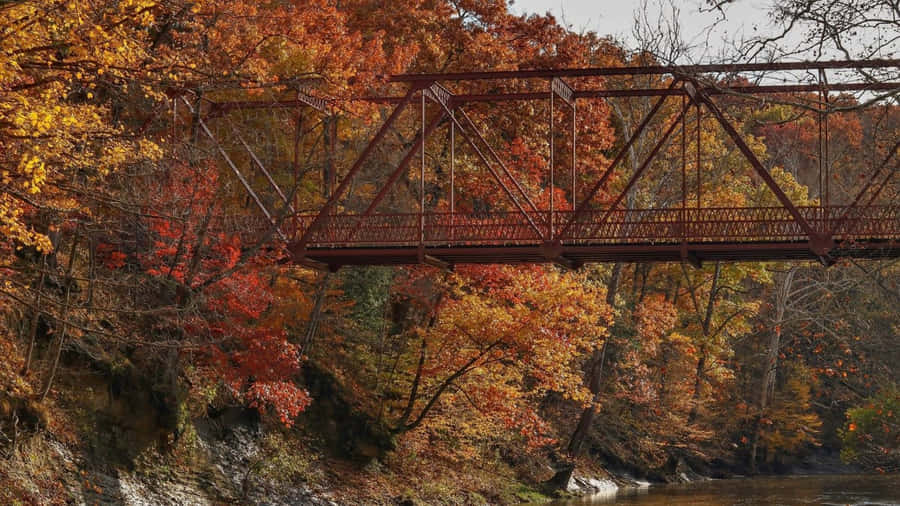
[551,474,900,505]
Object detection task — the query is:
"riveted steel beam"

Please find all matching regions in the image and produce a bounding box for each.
[389,59,899,82]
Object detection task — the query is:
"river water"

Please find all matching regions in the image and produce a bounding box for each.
[551,474,900,505]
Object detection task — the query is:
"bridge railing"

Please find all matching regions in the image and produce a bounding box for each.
[220,205,900,248]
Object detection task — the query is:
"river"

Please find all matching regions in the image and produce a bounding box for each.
[550,474,900,505]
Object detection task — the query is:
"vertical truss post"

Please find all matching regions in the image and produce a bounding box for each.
[572,99,577,211]
[326,113,338,199]
[819,68,830,210]
[293,109,303,238]
[682,95,687,243]
[320,113,328,199]
[690,84,823,252]
[824,108,829,211]
[816,68,829,233]
[550,77,576,237]
[696,100,701,210]
[432,89,544,238]
[421,90,426,249]
[558,81,677,240]
[817,71,824,208]
[587,97,693,238]
[331,114,338,196]
[450,110,455,241]
[824,98,829,210]
[296,85,419,252]
[549,82,555,239]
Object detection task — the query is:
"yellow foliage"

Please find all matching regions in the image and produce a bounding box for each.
[1,0,168,258]
[760,363,823,456]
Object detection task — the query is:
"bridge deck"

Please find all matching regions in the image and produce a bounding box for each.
[254,205,900,267]
[291,241,899,267]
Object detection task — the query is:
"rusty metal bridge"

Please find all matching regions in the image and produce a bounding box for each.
[182,59,900,270]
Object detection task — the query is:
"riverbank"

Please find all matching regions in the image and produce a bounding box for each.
[1,411,553,504]
[0,401,891,505]
[0,365,870,505]
[0,351,878,505]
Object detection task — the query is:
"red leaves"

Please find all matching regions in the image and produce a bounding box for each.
[199,317,311,426]
[139,160,309,426]
[97,242,127,269]
[206,268,272,321]
[246,382,311,427]
[229,329,310,427]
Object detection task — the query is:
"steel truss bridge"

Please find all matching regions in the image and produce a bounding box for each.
[184,59,900,270]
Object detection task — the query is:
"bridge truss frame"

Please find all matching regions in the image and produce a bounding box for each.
[192,59,900,270]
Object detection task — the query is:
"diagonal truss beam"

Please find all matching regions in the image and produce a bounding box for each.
[691,84,820,245]
[427,85,545,238]
[457,108,543,215]
[430,85,543,220]
[582,95,694,239]
[296,85,419,252]
[831,139,900,236]
[340,106,449,243]
[452,117,544,238]
[231,125,296,213]
[357,109,448,219]
[558,80,679,239]
[180,97,287,241]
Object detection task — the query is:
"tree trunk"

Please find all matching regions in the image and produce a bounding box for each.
[396,290,445,430]
[21,255,47,375]
[749,267,795,472]
[567,262,621,456]
[39,232,79,402]
[39,281,72,402]
[398,337,427,428]
[686,261,720,424]
[687,350,707,424]
[749,325,781,472]
[299,272,330,359]
[396,340,499,434]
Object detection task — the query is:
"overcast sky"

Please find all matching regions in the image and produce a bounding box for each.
[507,0,900,88]
[509,0,782,62]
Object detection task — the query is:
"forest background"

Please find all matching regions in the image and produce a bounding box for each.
[0,0,897,503]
